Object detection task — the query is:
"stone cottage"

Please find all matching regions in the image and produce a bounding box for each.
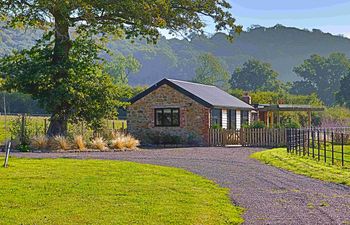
[128,78,254,145]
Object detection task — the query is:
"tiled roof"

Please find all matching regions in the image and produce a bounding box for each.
[130,78,254,110]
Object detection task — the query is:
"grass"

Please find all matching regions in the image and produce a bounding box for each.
[304,142,350,162]
[0,157,243,225]
[251,148,350,186]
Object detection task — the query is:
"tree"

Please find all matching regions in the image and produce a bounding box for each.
[104,54,141,84]
[0,1,241,136]
[293,53,350,106]
[1,35,125,133]
[230,59,281,91]
[336,73,350,108]
[193,53,230,89]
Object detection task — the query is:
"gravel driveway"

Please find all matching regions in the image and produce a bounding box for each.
[10,147,350,225]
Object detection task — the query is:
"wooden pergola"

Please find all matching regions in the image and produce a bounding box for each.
[253,104,324,127]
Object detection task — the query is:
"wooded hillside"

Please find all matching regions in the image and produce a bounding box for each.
[1,24,350,85]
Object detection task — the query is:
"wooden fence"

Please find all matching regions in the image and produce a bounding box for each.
[209,128,287,147]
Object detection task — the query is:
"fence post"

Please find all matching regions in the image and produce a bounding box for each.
[44,118,47,134]
[302,129,305,155]
[307,129,310,156]
[323,130,327,163]
[20,114,26,146]
[3,141,11,168]
[331,132,334,165]
[317,130,320,161]
[312,130,315,158]
[341,133,344,167]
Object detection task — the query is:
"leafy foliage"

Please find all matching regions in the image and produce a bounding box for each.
[230,59,281,91]
[193,53,230,89]
[104,54,141,84]
[0,35,124,131]
[336,73,350,108]
[292,53,350,106]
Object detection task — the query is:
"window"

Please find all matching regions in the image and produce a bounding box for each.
[155,108,180,127]
[211,109,222,127]
[241,110,249,126]
[228,110,236,130]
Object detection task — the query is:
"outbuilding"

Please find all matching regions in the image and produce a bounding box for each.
[128,78,254,145]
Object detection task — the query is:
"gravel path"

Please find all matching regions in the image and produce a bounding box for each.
[9,147,350,225]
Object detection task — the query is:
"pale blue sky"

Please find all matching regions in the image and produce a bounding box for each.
[163,0,350,38]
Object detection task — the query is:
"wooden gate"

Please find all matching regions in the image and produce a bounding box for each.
[209,128,287,147]
[209,129,241,146]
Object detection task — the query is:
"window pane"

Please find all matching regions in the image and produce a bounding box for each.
[229,110,236,129]
[211,109,222,127]
[155,109,163,126]
[241,111,249,125]
[172,109,179,126]
[163,109,172,126]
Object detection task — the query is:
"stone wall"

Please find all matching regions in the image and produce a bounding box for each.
[128,84,210,146]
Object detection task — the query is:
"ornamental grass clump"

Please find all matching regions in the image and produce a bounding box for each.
[73,135,86,150]
[51,135,70,150]
[110,137,126,150]
[110,134,139,150]
[91,137,107,151]
[124,135,140,150]
[30,135,49,150]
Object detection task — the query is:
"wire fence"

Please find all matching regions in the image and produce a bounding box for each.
[0,113,127,146]
[286,128,350,167]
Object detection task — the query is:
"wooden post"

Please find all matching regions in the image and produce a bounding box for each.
[3,141,11,168]
[20,114,25,145]
[271,111,274,128]
[266,112,270,128]
[44,118,47,134]
[277,111,280,127]
[307,110,312,128]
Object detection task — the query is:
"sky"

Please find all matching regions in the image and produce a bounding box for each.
[163,0,350,38]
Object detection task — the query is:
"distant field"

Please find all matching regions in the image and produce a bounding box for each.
[0,115,126,144]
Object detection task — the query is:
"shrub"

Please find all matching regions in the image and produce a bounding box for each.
[91,137,107,151]
[73,135,86,150]
[30,135,49,150]
[283,120,301,129]
[211,124,221,129]
[249,121,266,128]
[50,136,70,150]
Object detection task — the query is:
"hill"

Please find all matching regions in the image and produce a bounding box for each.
[2,24,350,85]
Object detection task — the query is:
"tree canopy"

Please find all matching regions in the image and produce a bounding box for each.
[292,53,350,106]
[230,59,281,91]
[193,53,230,89]
[0,0,240,135]
[104,54,141,84]
[336,73,350,108]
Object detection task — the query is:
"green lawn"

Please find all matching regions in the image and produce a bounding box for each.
[251,148,350,186]
[300,142,350,163]
[0,157,243,225]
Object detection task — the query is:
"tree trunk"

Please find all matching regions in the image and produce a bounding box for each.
[46,10,72,136]
[47,115,68,137]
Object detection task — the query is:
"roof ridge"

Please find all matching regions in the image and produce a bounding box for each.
[167,78,217,88]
